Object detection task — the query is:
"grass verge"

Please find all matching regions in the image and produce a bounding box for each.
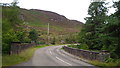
[2,45,50,66]
[89,60,120,67]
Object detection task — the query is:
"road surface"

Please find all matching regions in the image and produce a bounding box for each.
[15,45,96,66]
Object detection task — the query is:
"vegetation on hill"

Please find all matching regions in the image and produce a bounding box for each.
[77,1,120,62]
[2,1,83,54]
[2,3,22,54]
[2,2,39,54]
[20,7,83,44]
[20,9,83,35]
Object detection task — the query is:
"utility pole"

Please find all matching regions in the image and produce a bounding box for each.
[47,23,50,45]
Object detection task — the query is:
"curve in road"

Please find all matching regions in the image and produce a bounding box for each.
[15,45,97,67]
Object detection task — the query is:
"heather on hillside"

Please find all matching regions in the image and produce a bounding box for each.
[1,2,82,54]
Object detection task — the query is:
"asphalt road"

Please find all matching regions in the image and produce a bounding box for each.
[15,45,97,67]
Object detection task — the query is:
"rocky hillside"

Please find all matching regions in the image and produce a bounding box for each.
[20,8,83,35]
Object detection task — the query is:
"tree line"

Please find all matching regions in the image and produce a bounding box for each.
[78,1,120,59]
[2,2,38,54]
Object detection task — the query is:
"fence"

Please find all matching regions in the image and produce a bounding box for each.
[63,46,110,62]
[10,42,36,55]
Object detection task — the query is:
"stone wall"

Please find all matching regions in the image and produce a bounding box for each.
[10,42,36,54]
[63,46,110,62]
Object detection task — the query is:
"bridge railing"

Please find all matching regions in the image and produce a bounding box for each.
[63,46,110,62]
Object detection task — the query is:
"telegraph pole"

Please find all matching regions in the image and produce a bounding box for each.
[47,23,50,45]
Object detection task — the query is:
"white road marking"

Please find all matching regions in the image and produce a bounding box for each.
[57,49,66,56]
[56,56,72,66]
[49,50,52,55]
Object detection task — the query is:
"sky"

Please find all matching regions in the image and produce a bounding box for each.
[0,0,117,23]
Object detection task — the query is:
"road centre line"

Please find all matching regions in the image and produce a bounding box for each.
[57,48,66,56]
[55,56,72,66]
[49,50,52,55]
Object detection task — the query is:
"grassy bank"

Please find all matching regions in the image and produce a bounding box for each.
[2,45,49,66]
[89,60,120,67]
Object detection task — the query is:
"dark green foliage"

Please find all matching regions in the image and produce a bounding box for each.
[79,2,108,50]
[68,44,88,50]
[78,44,89,50]
[2,5,21,54]
[16,31,31,43]
[2,3,31,54]
[65,34,77,44]
[78,1,120,59]
[51,37,56,45]
[28,29,38,43]
[101,1,120,59]
[37,41,45,44]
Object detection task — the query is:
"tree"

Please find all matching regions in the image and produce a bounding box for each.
[78,1,120,59]
[2,3,22,54]
[28,29,38,43]
[113,0,120,59]
[51,37,56,45]
[102,1,120,59]
[2,1,30,54]
[79,2,108,50]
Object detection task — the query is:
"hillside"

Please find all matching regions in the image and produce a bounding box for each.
[20,8,83,35]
